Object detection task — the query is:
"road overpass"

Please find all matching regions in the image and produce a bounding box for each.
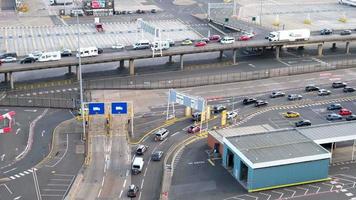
[1,34,356,89]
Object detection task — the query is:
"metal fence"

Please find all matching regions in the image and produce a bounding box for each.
[0,96,76,109]
[85,58,356,90]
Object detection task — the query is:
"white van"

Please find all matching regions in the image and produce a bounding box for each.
[154,128,169,141]
[132,157,144,175]
[151,41,170,51]
[38,51,61,62]
[133,40,150,50]
[76,47,98,57]
[220,36,235,44]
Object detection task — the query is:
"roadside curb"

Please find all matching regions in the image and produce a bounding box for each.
[128,117,189,145]
[34,118,77,168]
[160,132,208,200]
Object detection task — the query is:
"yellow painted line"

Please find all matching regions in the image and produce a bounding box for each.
[248,177,332,192]
[207,159,215,166]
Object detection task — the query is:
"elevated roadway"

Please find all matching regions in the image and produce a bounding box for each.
[1,34,356,89]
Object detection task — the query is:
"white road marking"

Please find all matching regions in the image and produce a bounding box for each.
[1,154,5,161]
[97,188,102,198]
[0,184,13,194]
[101,177,105,187]
[171,131,180,137]
[15,128,21,135]
[144,167,148,177]
[140,179,144,189]
[23,171,30,175]
[138,191,142,200]
[4,168,16,174]
[14,196,22,200]
[123,179,127,188]
[19,173,25,176]
[24,109,37,112]
[119,190,123,198]
[41,130,45,137]
[126,169,129,177]
[283,189,296,197]
[278,59,292,66]
[309,184,321,193]
[9,176,15,180]
[259,192,272,200]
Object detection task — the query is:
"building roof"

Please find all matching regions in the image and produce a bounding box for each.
[297,121,356,144]
[223,129,330,169]
[209,124,275,144]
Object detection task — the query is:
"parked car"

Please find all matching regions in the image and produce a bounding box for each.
[20,57,36,64]
[213,105,226,113]
[332,81,347,88]
[318,89,331,96]
[227,111,238,120]
[112,43,124,49]
[346,114,356,121]
[127,184,139,197]
[0,52,17,59]
[283,111,300,118]
[242,98,257,105]
[305,85,320,92]
[209,35,221,42]
[194,41,207,47]
[1,57,17,63]
[238,35,252,41]
[270,91,285,98]
[187,125,200,133]
[151,151,164,161]
[28,51,43,60]
[339,108,352,116]
[255,100,268,107]
[326,113,343,120]
[327,103,342,110]
[295,120,311,127]
[60,49,72,57]
[166,39,175,47]
[320,28,333,35]
[181,39,193,46]
[288,94,303,101]
[136,145,148,155]
[340,30,352,35]
[201,37,210,43]
[343,87,356,93]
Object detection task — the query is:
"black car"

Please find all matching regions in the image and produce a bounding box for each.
[136,145,148,155]
[151,151,164,161]
[151,9,157,13]
[192,112,201,122]
[61,49,72,57]
[320,28,333,35]
[0,52,17,59]
[346,115,356,121]
[327,103,342,110]
[20,57,36,64]
[295,120,311,127]
[242,98,257,105]
[343,87,356,93]
[332,81,347,88]
[213,105,226,113]
[255,100,268,107]
[98,48,103,54]
[305,85,320,92]
[340,30,352,35]
[127,184,139,197]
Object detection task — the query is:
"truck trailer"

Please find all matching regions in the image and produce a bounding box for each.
[267,29,310,42]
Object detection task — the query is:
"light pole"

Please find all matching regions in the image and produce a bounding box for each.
[76,13,86,139]
[259,0,263,25]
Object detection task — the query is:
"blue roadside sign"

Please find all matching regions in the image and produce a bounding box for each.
[88,103,105,115]
[111,102,128,114]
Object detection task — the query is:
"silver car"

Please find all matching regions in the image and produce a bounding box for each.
[288,94,303,101]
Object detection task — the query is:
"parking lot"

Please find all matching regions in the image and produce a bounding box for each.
[237,0,356,31]
[0,19,201,56]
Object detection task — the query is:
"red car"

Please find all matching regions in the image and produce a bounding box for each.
[339,108,352,116]
[209,35,221,42]
[194,41,207,47]
[239,35,252,41]
[187,125,200,133]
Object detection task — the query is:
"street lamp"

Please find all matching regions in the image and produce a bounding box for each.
[76,13,86,139]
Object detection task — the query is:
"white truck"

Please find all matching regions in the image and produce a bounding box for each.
[267,29,311,42]
[132,157,144,175]
[151,40,170,51]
